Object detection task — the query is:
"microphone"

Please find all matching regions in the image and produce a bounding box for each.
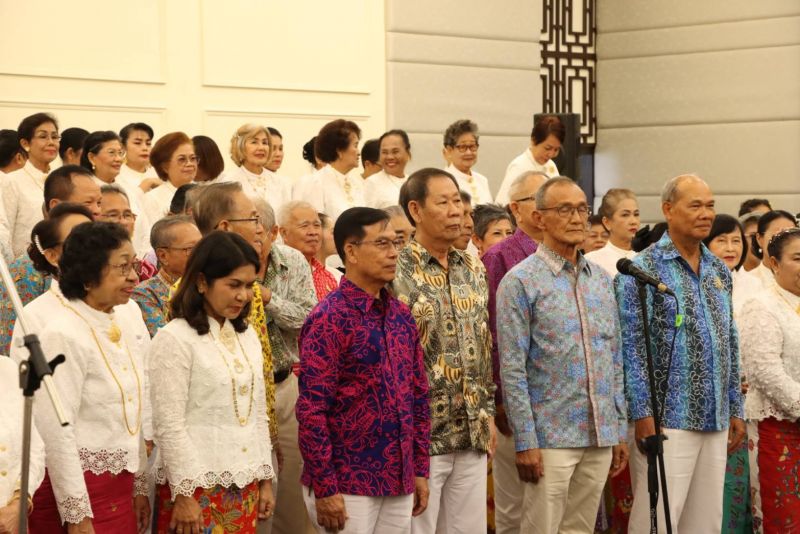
[616,258,675,296]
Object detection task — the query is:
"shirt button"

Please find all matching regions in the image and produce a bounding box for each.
[0,445,6,452]
[0,470,6,477]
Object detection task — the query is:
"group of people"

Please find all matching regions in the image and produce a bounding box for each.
[0,111,797,534]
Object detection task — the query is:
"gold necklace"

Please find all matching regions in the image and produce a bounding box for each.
[60,300,142,436]
[208,326,255,426]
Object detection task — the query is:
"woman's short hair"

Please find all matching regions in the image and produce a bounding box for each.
[315,119,361,164]
[150,132,192,181]
[531,115,566,145]
[170,231,261,335]
[119,122,154,145]
[28,203,94,276]
[598,188,637,220]
[80,131,121,171]
[473,204,513,240]
[767,227,800,263]
[59,222,131,299]
[0,129,25,168]
[703,214,748,271]
[443,119,478,147]
[58,127,89,160]
[18,113,58,141]
[752,210,797,259]
[230,123,270,167]
[192,135,224,181]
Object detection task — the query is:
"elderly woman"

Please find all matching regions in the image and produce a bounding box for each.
[149,231,274,534]
[8,203,94,359]
[29,222,151,534]
[132,215,201,337]
[471,203,514,257]
[364,129,412,208]
[141,132,197,229]
[294,120,364,222]
[585,189,640,276]
[443,119,492,205]
[739,227,800,532]
[227,123,291,213]
[2,112,60,258]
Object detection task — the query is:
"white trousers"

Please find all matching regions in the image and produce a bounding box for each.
[520,446,612,534]
[628,427,728,534]
[303,487,414,534]
[412,450,487,534]
[493,432,523,534]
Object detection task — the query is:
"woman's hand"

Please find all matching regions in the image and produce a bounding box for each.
[170,494,203,534]
[138,178,162,193]
[133,494,150,534]
[66,517,95,534]
[0,501,20,534]
[257,480,275,521]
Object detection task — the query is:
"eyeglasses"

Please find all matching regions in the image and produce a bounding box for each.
[101,211,137,223]
[160,245,195,255]
[175,155,199,166]
[452,143,479,153]
[228,215,263,226]
[33,133,60,142]
[538,204,592,218]
[351,238,406,251]
[102,149,126,159]
[108,259,142,277]
[511,195,536,203]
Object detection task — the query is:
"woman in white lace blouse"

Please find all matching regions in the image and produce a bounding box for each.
[148,231,274,534]
[30,222,151,534]
[739,227,800,531]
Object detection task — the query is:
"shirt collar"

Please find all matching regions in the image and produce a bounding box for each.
[656,231,715,264]
[268,244,287,271]
[339,277,388,314]
[409,238,464,268]
[536,242,592,276]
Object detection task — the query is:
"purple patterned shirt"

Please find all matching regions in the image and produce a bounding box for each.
[482,228,538,405]
[297,278,431,498]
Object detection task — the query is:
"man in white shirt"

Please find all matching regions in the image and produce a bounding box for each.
[495,115,565,205]
[443,120,493,205]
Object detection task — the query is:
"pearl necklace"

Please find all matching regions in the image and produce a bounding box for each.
[208,325,255,426]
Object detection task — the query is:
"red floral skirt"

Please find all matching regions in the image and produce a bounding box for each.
[154,480,260,534]
[28,469,136,534]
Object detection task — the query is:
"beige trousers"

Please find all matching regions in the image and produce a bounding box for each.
[492,431,523,534]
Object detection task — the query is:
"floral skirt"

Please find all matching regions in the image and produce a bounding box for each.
[29,469,136,534]
[155,481,260,534]
[749,418,800,534]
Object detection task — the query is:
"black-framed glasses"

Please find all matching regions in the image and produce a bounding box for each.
[228,215,263,226]
[538,205,592,218]
[351,238,405,251]
[452,143,479,153]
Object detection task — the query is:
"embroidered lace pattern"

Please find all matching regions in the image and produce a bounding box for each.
[57,493,94,525]
[155,464,275,499]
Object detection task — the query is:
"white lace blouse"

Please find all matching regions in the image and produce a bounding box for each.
[739,286,800,422]
[226,166,292,214]
[34,298,151,524]
[148,318,273,500]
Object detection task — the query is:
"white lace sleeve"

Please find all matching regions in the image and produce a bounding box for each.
[28,421,46,498]
[148,328,205,498]
[33,331,94,524]
[740,298,800,420]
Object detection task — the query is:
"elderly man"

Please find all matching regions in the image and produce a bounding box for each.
[252,197,318,534]
[616,174,744,533]
[393,168,496,534]
[497,176,628,533]
[481,170,547,534]
[297,207,430,534]
[279,200,338,300]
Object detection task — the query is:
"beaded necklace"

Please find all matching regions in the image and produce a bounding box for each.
[208,324,255,426]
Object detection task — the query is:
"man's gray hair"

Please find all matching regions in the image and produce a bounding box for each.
[277,200,317,227]
[150,214,195,249]
[534,176,577,210]
[252,197,276,229]
[661,173,705,203]
[508,170,549,202]
[100,183,129,202]
[382,205,404,218]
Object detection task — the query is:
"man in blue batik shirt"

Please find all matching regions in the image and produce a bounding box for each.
[616,174,745,534]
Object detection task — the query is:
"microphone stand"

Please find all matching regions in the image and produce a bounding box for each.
[636,281,672,534]
[0,255,69,534]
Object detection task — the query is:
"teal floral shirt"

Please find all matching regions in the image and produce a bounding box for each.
[131,273,172,338]
[0,255,51,354]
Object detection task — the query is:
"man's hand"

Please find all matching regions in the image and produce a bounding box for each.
[516,449,544,483]
[495,404,513,437]
[258,480,275,521]
[260,285,272,305]
[728,417,746,454]
[412,477,429,517]
[609,442,629,478]
[315,493,347,532]
[488,416,497,460]
[634,416,657,455]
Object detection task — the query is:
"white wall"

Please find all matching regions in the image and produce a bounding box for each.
[0,0,387,182]
[596,1,800,221]
[385,0,544,196]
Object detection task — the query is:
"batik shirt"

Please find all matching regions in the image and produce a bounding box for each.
[393,239,495,456]
[482,228,538,404]
[297,278,430,498]
[497,244,626,450]
[615,232,744,431]
[131,273,172,338]
[0,255,51,354]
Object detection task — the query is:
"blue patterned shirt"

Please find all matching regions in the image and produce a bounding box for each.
[131,273,171,338]
[497,244,626,451]
[614,233,744,431]
[0,255,51,354]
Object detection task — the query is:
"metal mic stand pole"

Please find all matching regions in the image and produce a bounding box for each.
[637,281,672,534]
[0,256,68,534]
